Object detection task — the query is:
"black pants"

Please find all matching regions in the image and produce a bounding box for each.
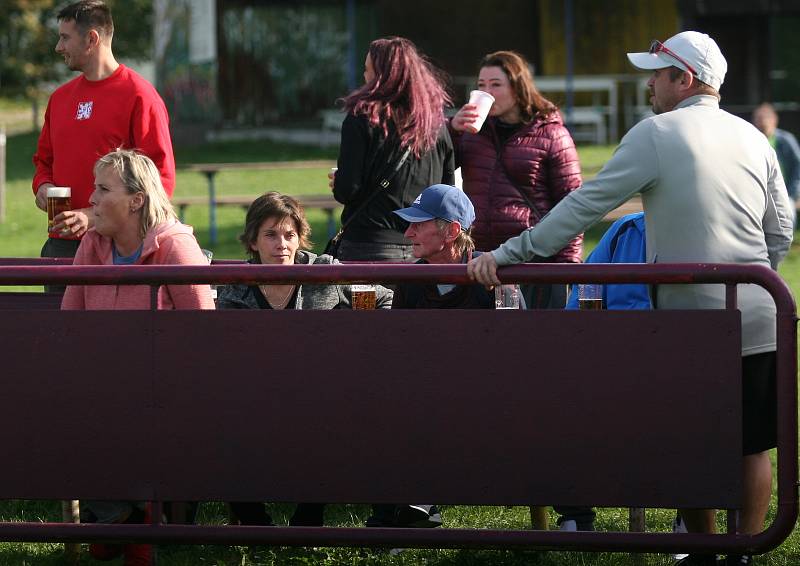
[228,502,325,526]
[521,283,568,310]
[40,237,80,293]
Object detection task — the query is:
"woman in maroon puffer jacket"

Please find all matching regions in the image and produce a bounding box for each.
[451,50,583,307]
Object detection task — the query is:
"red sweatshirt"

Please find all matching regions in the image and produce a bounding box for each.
[33,64,176,239]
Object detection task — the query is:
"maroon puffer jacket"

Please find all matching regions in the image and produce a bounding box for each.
[453,113,583,262]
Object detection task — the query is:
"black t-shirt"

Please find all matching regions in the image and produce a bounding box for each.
[493,119,522,147]
[391,256,494,309]
[249,285,299,310]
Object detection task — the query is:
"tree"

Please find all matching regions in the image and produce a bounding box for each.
[0,0,60,94]
[0,0,154,95]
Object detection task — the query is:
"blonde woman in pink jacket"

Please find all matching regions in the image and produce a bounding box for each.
[62,148,214,311]
[61,148,212,564]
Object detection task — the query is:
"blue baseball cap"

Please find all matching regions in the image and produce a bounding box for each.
[393,184,476,229]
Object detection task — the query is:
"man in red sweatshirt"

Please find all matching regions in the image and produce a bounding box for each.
[32,0,175,265]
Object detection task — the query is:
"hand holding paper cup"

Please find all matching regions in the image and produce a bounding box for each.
[466,90,495,133]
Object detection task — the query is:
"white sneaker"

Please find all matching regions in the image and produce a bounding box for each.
[672,514,688,560]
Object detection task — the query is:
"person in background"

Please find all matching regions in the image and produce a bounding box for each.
[61,149,212,566]
[33,0,175,272]
[561,212,649,534]
[451,49,586,530]
[565,212,649,311]
[331,36,454,261]
[450,50,583,309]
[752,102,800,224]
[217,191,391,527]
[469,31,793,566]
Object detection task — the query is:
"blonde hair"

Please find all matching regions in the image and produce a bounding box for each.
[435,219,475,257]
[93,148,176,239]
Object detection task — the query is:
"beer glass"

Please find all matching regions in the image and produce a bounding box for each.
[495,284,521,309]
[351,284,377,310]
[578,283,604,310]
[47,186,72,231]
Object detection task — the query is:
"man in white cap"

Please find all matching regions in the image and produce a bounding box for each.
[467,31,794,566]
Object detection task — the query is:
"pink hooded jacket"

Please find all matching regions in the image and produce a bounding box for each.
[61,220,215,310]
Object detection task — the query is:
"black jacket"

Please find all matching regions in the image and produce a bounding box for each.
[333,113,455,244]
[391,255,494,310]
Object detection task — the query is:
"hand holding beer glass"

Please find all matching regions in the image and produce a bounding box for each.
[578,283,604,310]
[47,186,72,232]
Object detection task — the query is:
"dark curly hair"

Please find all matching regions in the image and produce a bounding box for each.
[58,0,114,38]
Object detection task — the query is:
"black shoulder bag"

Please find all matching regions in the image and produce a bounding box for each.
[324,146,412,257]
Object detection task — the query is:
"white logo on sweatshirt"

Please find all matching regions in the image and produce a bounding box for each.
[76,101,93,120]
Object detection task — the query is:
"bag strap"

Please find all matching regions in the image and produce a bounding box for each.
[497,154,544,222]
[336,146,412,237]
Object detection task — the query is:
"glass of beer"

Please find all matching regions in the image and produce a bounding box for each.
[495,284,521,309]
[47,186,72,231]
[351,284,377,310]
[578,283,604,310]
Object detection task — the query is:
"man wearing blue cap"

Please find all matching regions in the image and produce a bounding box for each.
[468,31,794,566]
[392,183,493,309]
[363,184,492,531]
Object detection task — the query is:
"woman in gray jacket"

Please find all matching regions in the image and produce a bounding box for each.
[217,191,392,312]
[217,191,391,526]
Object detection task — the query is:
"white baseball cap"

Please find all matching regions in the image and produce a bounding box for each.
[627,31,727,91]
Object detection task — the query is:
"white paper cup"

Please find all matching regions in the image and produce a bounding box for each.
[467,90,495,133]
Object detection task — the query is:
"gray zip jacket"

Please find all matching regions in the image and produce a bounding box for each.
[493,95,794,355]
[217,250,393,310]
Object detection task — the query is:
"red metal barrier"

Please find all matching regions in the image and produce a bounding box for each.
[0,262,795,556]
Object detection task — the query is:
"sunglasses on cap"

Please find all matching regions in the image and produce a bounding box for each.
[649,40,698,76]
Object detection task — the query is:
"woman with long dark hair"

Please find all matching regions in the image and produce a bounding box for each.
[332,36,454,261]
[451,50,583,309]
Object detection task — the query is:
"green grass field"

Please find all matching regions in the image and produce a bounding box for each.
[0,132,798,565]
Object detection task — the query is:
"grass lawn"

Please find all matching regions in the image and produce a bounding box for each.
[0,133,798,564]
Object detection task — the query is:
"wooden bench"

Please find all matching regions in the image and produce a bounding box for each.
[0,262,794,559]
[178,161,336,245]
[172,193,341,240]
